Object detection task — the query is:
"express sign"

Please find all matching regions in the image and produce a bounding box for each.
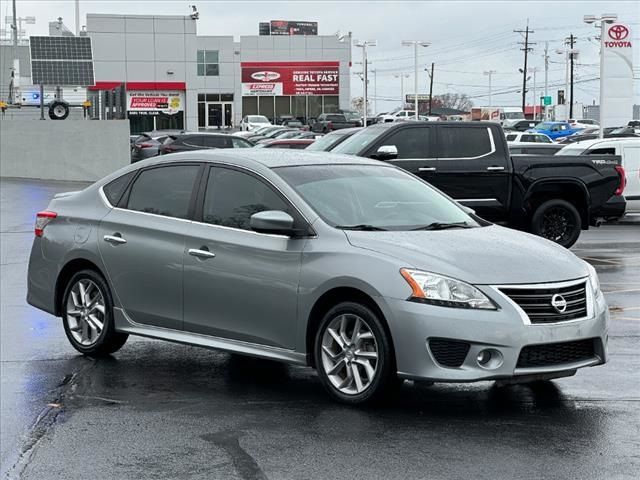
[241,62,339,96]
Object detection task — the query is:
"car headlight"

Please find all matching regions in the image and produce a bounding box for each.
[585,262,601,298]
[400,269,497,310]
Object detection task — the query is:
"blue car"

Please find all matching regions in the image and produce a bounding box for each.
[527,121,583,141]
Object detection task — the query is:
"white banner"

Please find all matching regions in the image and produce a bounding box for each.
[241,83,283,96]
[601,23,633,128]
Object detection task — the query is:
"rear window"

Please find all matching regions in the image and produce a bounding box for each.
[103,171,136,206]
[438,127,493,158]
[327,115,346,122]
[505,134,517,141]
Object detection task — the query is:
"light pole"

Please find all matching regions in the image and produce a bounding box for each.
[371,67,377,116]
[529,67,538,120]
[353,39,377,127]
[483,70,496,107]
[402,40,430,119]
[584,13,618,139]
[394,73,410,107]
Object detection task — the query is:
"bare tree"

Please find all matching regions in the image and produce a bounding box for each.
[432,93,473,112]
[351,96,365,115]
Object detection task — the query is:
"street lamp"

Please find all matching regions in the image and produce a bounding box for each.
[353,39,377,127]
[401,40,430,119]
[483,70,496,107]
[584,13,618,138]
[529,67,539,120]
[394,73,410,107]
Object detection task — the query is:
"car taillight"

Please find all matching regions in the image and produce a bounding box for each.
[327,121,333,130]
[614,165,626,196]
[162,146,175,153]
[138,142,153,148]
[35,211,57,237]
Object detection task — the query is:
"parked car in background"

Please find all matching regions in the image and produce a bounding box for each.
[628,120,640,134]
[244,126,291,142]
[239,115,271,131]
[505,132,553,144]
[281,118,305,128]
[131,130,184,163]
[254,139,315,149]
[558,138,640,213]
[253,128,299,143]
[160,133,253,154]
[311,113,361,133]
[338,110,364,127]
[27,150,608,405]
[557,127,639,144]
[306,127,361,152]
[377,108,419,123]
[503,120,537,132]
[274,130,318,140]
[527,121,583,141]
[569,119,599,129]
[331,121,626,247]
[233,125,275,138]
[509,143,564,155]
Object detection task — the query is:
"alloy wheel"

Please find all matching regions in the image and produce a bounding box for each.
[65,279,106,346]
[321,313,379,395]
[541,206,575,243]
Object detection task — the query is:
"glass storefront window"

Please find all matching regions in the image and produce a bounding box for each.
[198,103,205,128]
[275,96,291,122]
[259,96,275,121]
[308,96,322,121]
[243,97,258,116]
[292,96,306,121]
[323,96,339,113]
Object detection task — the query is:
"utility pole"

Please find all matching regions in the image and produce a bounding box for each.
[483,70,496,107]
[515,20,535,114]
[428,62,434,116]
[567,33,576,118]
[543,42,549,120]
[10,0,20,104]
[402,40,430,119]
[75,0,80,36]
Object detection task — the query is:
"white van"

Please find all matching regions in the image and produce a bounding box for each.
[558,138,640,213]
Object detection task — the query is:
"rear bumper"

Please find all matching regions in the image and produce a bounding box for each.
[590,195,626,224]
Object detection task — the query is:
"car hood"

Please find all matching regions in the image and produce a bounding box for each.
[345,225,588,285]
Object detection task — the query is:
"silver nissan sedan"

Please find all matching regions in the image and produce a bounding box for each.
[27,150,608,404]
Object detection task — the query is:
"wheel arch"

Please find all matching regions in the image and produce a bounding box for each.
[524,179,591,228]
[54,257,106,316]
[304,286,395,368]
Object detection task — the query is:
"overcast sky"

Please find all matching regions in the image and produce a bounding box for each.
[5,0,639,112]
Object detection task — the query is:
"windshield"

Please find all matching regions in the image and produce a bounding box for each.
[306,130,353,151]
[534,122,554,130]
[342,112,361,121]
[248,116,269,123]
[331,127,386,155]
[276,165,480,230]
[504,112,524,119]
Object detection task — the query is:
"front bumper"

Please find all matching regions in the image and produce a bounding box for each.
[379,284,608,382]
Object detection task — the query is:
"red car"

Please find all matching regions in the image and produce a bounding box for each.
[255,139,315,149]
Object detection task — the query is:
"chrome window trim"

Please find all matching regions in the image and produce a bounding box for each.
[490,277,592,326]
[438,127,497,161]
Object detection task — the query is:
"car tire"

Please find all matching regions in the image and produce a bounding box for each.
[61,269,128,356]
[48,100,70,120]
[530,199,582,248]
[314,301,397,405]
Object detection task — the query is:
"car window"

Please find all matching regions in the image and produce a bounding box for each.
[126,165,199,219]
[378,127,431,158]
[183,136,206,147]
[317,115,326,121]
[267,143,291,149]
[438,127,492,158]
[103,171,136,206]
[289,143,309,150]
[231,137,251,148]
[587,148,616,155]
[505,134,517,141]
[202,136,231,148]
[327,115,345,122]
[522,135,535,142]
[202,167,291,231]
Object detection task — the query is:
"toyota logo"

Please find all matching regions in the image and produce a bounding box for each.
[251,71,281,82]
[551,294,567,313]
[608,24,629,41]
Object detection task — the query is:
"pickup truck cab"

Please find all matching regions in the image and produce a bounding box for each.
[330,122,626,247]
[378,109,418,123]
[311,114,360,133]
[559,138,640,213]
[527,121,582,141]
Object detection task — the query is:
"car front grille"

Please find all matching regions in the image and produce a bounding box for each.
[428,338,470,368]
[516,339,596,368]
[500,281,588,324]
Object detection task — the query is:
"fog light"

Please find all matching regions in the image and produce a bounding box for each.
[476,348,503,369]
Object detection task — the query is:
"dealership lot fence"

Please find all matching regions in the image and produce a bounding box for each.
[0,119,130,182]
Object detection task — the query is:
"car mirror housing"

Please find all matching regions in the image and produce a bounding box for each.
[374,145,398,160]
[250,210,296,236]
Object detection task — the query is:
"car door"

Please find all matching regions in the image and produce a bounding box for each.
[432,125,510,221]
[182,165,306,349]
[363,125,438,184]
[98,163,202,330]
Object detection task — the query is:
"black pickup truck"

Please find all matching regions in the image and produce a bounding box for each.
[310,113,361,133]
[329,121,626,247]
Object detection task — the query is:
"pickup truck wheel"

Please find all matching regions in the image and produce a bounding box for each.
[531,199,581,248]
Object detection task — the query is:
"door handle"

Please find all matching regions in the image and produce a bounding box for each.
[486,166,505,171]
[103,234,127,245]
[418,167,437,172]
[188,248,216,259]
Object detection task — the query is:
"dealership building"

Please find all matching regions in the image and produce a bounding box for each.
[82,14,352,132]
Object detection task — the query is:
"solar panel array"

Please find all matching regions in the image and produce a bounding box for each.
[29,36,95,86]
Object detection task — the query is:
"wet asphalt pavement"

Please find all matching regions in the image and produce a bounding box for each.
[1,178,639,480]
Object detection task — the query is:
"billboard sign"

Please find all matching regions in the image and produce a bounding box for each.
[269,20,318,36]
[127,91,184,114]
[405,94,430,103]
[601,23,633,127]
[241,62,339,96]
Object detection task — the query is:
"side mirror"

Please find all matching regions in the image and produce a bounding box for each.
[373,144,398,160]
[250,210,295,236]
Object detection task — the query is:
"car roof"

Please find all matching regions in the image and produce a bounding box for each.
[149,149,382,169]
[267,139,315,144]
[561,137,640,149]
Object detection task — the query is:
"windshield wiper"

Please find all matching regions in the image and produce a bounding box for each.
[411,222,474,231]
[335,224,388,231]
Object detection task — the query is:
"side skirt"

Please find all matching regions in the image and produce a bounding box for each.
[113,307,308,366]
